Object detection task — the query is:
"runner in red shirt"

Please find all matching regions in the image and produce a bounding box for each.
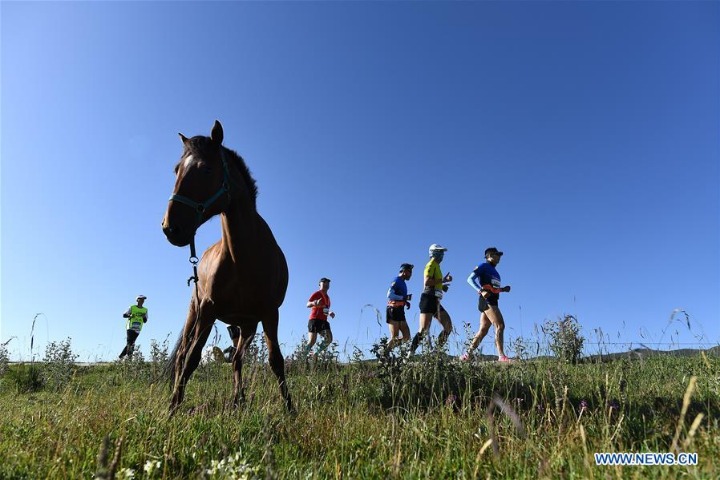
[304,277,336,356]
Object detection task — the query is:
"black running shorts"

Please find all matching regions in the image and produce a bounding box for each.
[386,305,407,323]
[308,319,331,333]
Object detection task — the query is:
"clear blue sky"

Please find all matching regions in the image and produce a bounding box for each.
[2,1,718,362]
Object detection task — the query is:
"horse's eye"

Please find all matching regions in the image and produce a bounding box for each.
[204,166,213,175]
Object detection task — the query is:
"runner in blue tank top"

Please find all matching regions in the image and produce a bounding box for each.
[385,263,414,352]
[461,247,513,362]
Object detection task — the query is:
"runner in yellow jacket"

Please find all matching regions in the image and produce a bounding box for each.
[119,295,148,359]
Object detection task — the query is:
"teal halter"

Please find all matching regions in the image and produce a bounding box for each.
[168,149,233,227]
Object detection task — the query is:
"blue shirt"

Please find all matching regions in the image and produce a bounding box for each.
[467,262,502,305]
[387,276,408,301]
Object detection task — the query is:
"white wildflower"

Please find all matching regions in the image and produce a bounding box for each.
[144,459,161,474]
[117,467,136,479]
[204,450,260,479]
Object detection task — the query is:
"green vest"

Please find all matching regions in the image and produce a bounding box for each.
[127,305,148,332]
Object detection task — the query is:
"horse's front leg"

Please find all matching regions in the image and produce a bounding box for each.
[263,310,294,413]
[170,299,214,415]
[232,322,258,408]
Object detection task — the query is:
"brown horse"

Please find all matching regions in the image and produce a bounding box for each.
[161,120,292,414]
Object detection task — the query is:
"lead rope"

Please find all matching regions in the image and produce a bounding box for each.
[183,237,203,361]
[187,236,201,323]
[187,237,200,289]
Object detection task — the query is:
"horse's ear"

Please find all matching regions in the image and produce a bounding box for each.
[211,120,224,146]
[179,133,190,146]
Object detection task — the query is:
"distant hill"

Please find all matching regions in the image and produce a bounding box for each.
[584,345,720,362]
[442,345,720,363]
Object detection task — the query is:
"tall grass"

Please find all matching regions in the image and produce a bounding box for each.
[0,334,718,479]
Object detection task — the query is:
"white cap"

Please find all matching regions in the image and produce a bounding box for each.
[136,295,147,300]
[428,244,448,256]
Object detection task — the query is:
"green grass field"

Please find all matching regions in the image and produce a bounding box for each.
[0,340,718,479]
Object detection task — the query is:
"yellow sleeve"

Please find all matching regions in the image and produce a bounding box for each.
[424,262,433,279]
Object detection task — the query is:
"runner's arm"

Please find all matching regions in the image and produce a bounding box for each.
[467,272,482,293]
[307,292,323,308]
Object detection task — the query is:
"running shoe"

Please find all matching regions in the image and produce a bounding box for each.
[498,355,513,363]
[460,352,471,362]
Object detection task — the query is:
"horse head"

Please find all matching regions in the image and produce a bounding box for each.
[162,120,232,247]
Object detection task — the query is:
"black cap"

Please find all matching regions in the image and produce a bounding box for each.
[319,277,331,283]
[399,263,414,271]
[484,247,504,257]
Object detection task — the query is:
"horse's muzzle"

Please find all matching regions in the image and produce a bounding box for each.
[162,221,192,247]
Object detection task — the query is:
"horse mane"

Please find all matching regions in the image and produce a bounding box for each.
[223,146,258,210]
[182,135,258,209]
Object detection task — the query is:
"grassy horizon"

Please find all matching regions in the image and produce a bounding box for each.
[1,333,718,479]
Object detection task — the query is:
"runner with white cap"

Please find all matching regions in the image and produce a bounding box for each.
[409,244,453,354]
[119,295,148,359]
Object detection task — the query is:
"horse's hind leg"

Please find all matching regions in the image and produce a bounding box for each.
[170,300,214,414]
[263,310,294,413]
[231,322,258,408]
[169,300,198,413]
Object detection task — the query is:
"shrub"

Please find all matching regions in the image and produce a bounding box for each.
[285,337,339,375]
[313,341,339,364]
[149,337,170,364]
[350,346,365,364]
[288,337,310,362]
[116,346,151,383]
[123,348,146,370]
[543,314,585,364]
[510,335,533,361]
[0,343,9,377]
[148,337,171,382]
[243,333,268,367]
[371,339,469,410]
[43,337,78,390]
